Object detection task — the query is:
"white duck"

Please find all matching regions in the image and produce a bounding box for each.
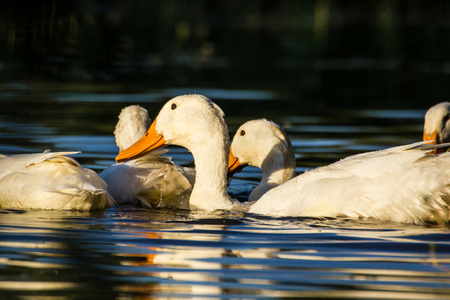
[116,95,234,211]
[228,119,296,201]
[423,102,450,145]
[0,151,116,210]
[116,94,450,224]
[100,105,194,209]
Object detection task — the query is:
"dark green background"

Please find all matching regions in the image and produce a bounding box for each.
[2,1,450,110]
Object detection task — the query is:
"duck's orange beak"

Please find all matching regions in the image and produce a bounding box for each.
[116,117,166,163]
[423,130,438,145]
[422,130,447,154]
[227,146,246,177]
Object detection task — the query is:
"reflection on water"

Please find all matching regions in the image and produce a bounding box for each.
[0,82,449,299]
[1,207,450,299]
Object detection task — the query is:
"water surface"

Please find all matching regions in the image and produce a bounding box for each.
[1,207,450,299]
[0,84,449,299]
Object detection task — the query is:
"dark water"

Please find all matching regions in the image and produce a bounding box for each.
[1,207,450,299]
[2,1,450,299]
[1,83,450,299]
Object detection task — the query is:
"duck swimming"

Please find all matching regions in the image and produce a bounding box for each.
[116,95,234,211]
[228,119,296,201]
[0,151,116,210]
[117,95,450,224]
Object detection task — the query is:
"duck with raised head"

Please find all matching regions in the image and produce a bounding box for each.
[100,105,194,209]
[116,96,234,211]
[228,119,296,201]
[0,151,116,210]
[117,94,450,224]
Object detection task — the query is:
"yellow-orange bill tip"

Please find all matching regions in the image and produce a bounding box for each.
[423,130,438,144]
[227,147,246,177]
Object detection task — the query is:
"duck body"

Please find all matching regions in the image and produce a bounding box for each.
[0,152,116,210]
[249,142,450,224]
[101,150,193,209]
[100,105,194,209]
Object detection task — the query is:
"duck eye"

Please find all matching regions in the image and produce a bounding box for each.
[240,130,245,136]
[171,103,177,110]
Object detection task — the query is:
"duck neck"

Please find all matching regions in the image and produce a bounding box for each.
[249,152,295,202]
[188,136,233,211]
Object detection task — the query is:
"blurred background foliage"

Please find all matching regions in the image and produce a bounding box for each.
[1,0,450,108]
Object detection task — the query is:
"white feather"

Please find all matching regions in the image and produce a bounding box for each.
[0,152,116,210]
[249,142,450,224]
